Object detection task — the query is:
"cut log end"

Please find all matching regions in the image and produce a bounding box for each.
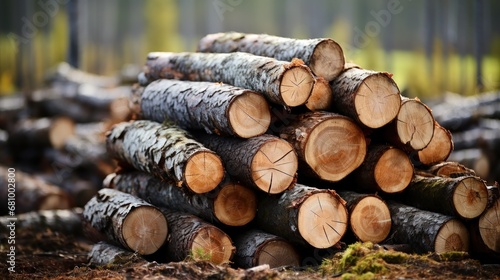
[228,91,271,138]
[417,122,453,165]
[354,74,400,128]
[122,206,168,255]
[257,240,301,268]
[374,148,414,193]
[305,76,333,111]
[310,39,345,81]
[434,219,469,253]
[305,118,366,182]
[251,138,298,194]
[479,199,500,252]
[452,177,488,219]
[350,196,392,243]
[280,66,314,107]
[298,192,348,248]
[396,100,435,150]
[184,151,225,194]
[213,182,256,226]
[191,227,234,264]
[49,117,76,149]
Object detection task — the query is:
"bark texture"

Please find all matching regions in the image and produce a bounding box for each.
[139,52,315,107]
[83,188,168,255]
[106,120,224,193]
[424,161,476,178]
[197,32,345,81]
[255,184,348,249]
[0,208,82,235]
[132,80,271,138]
[88,241,146,267]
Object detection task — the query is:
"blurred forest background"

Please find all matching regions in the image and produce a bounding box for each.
[0,0,499,98]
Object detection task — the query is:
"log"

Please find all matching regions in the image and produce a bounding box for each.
[330,67,401,129]
[416,121,454,166]
[159,209,235,264]
[139,52,315,107]
[82,188,168,255]
[7,117,75,150]
[106,120,224,194]
[0,208,83,235]
[349,144,413,194]
[88,241,146,267]
[450,127,500,152]
[424,161,476,178]
[105,171,256,227]
[197,32,345,81]
[386,201,469,254]
[337,191,391,243]
[255,184,348,249]
[45,62,120,88]
[399,175,489,220]
[131,79,271,138]
[305,76,333,111]
[447,149,490,180]
[195,134,298,194]
[0,94,25,131]
[278,111,366,182]
[478,193,500,253]
[0,167,73,215]
[381,97,435,152]
[231,229,301,269]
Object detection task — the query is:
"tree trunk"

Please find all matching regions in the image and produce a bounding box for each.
[82,188,168,255]
[349,144,414,194]
[231,229,301,269]
[139,52,315,107]
[255,184,348,249]
[278,111,366,182]
[386,201,469,254]
[106,120,224,194]
[0,167,73,215]
[305,76,333,111]
[330,67,401,129]
[0,208,83,235]
[7,117,75,150]
[415,121,454,166]
[45,62,119,88]
[63,134,116,177]
[105,171,256,227]
[476,192,500,253]
[399,175,488,220]
[159,209,235,265]
[197,32,345,81]
[88,241,146,267]
[337,191,391,243]
[424,161,476,178]
[131,79,271,138]
[195,133,298,194]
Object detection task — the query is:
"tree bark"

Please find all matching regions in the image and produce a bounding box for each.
[0,167,73,215]
[195,133,298,194]
[231,229,301,269]
[416,121,454,166]
[305,76,333,111]
[139,52,315,107]
[7,117,75,150]
[82,188,168,255]
[330,67,401,129]
[349,144,414,194]
[88,241,147,267]
[197,32,345,81]
[106,120,224,194]
[399,175,488,220]
[131,79,271,138]
[278,111,366,182]
[0,208,83,235]
[337,191,391,243]
[105,171,256,227]
[159,209,235,265]
[424,161,476,178]
[255,184,348,249]
[386,201,469,254]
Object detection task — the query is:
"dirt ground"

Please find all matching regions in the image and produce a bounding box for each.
[1,227,499,280]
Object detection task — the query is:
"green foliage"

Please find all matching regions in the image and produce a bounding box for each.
[188,247,212,262]
[144,0,182,53]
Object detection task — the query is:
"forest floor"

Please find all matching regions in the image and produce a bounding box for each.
[1,227,499,280]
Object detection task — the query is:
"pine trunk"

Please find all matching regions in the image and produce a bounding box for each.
[131,80,271,138]
[416,122,454,166]
[386,201,469,254]
[337,191,391,243]
[231,229,301,269]
[349,144,414,194]
[197,32,345,81]
[159,209,235,265]
[278,112,366,182]
[139,52,315,107]
[0,208,82,235]
[255,184,348,249]
[400,175,488,220]
[195,133,298,194]
[88,241,146,267]
[106,120,224,194]
[330,67,401,129]
[82,188,168,255]
[105,171,256,227]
